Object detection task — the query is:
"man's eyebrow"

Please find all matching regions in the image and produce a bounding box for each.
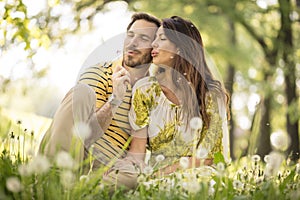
[139,34,151,39]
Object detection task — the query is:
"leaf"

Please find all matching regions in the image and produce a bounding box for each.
[214,152,225,164]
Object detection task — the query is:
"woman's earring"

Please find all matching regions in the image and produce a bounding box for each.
[170,56,174,59]
[177,48,180,54]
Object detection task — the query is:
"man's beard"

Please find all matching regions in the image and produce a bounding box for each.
[124,52,152,68]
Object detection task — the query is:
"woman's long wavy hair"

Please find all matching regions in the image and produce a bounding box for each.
[162,16,230,128]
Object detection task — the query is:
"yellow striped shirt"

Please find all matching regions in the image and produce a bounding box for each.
[78,59,131,165]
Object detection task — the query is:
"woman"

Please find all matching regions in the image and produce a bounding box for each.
[103,16,230,189]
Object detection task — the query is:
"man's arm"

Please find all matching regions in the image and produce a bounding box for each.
[79,64,130,146]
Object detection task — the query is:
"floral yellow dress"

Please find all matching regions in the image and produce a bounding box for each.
[129,76,230,167]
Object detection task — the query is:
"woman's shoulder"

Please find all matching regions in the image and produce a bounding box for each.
[132,76,159,92]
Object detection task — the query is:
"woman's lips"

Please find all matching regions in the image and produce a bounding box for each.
[151,50,158,57]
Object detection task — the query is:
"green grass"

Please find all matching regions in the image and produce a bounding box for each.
[0,110,299,200]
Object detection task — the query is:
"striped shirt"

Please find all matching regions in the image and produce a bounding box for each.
[78,59,131,165]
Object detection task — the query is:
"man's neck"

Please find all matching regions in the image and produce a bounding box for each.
[125,65,150,85]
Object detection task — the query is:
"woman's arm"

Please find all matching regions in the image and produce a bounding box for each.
[126,127,148,165]
[155,157,213,176]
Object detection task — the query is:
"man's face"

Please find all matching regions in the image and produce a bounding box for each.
[123,20,158,68]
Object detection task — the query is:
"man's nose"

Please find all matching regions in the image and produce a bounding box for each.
[127,36,139,48]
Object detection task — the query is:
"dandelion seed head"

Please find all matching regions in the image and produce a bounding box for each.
[6,177,22,193]
[155,154,165,163]
[73,121,91,141]
[270,130,290,151]
[143,166,154,175]
[55,151,75,169]
[179,157,189,169]
[264,151,284,177]
[60,170,75,189]
[18,164,31,176]
[79,175,90,182]
[264,155,270,163]
[28,154,50,174]
[196,147,208,159]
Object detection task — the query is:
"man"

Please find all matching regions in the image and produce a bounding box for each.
[39,13,160,170]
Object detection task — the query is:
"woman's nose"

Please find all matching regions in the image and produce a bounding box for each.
[151,39,158,48]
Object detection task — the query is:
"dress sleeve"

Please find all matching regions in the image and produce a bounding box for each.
[129,77,161,131]
[198,92,230,162]
[77,64,111,108]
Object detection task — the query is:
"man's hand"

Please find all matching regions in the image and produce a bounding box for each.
[112,65,131,101]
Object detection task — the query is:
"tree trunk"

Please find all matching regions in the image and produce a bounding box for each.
[257,87,272,158]
[278,0,299,161]
[226,20,236,160]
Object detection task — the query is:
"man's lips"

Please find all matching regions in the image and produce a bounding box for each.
[126,50,140,56]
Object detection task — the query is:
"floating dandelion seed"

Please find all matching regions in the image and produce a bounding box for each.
[155,154,165,162]
[6,177,21,193]
[73,121,91,141]
[180,157,189,169]
[189,117,203,130]
[270,131,290,151]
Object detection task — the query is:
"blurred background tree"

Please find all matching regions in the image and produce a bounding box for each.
[1,0,299,161]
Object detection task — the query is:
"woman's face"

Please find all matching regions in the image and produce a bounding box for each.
[151,26,177,67]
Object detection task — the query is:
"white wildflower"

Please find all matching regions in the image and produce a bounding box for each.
[149,63,159,76]
[73,121,91,141]
[251,154,261,163]
[187,181,201,194]
[233,180,243,190]
[28,154,50,174]
[55,151,75,169]
[60,170,75,189]
[216,162,225,172]
[189,117,203,130]
[270,130,290,151]
[143,166,154,175]
[6,177,22,193]
[155,154,165,163]
[143,181,152,190]
[179,157,190,169]
[196,147,208,159]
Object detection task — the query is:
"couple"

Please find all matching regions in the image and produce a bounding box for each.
[39,12,230,189]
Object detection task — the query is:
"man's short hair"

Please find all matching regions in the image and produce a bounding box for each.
[127,12,161,30]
